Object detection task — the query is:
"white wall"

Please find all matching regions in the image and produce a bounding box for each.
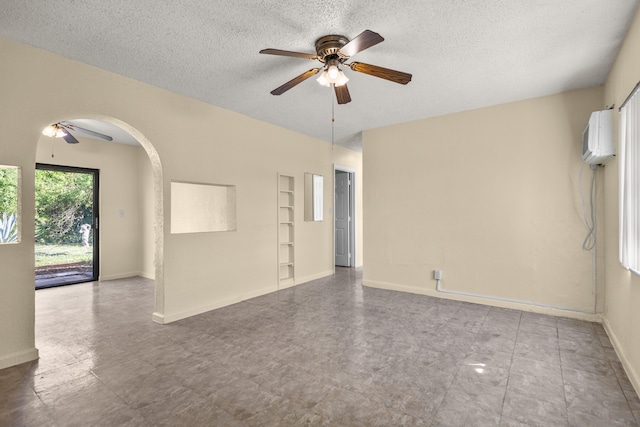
[0,37,362,369]
[602,7,640,395]
[363,86,604,318]
[35,136,149,281]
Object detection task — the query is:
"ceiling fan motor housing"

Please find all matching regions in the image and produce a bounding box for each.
[315,35,350,63]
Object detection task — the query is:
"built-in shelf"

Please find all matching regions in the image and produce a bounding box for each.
[278,174,295,287]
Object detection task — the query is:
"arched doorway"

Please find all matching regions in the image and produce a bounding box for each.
[35,115,165,320]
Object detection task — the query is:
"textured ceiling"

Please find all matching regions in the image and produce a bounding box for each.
[1,0,638,151]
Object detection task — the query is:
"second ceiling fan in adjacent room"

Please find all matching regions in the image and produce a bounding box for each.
[42,122,114,144]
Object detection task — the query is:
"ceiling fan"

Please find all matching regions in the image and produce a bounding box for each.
[260,30,412,104]
[42,122,113,144]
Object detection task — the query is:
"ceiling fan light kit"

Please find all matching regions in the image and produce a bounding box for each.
[260,30,412,104]
[42,124,67,139]
[316,59,349,87]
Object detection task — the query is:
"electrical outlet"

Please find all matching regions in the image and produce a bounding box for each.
[434,270,442,280]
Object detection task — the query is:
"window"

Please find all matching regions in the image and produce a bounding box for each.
[619,83,640,273]
[0,165,20,244]
[304,173,324,221]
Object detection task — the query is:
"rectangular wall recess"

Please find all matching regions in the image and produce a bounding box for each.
[171,181,237,234]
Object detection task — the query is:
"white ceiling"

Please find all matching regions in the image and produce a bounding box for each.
[64,120,140,146]
[2,1,638,151]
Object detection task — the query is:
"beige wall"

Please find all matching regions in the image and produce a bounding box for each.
[363,86,604,317]
[0,37,362,369]
[35,136,149,281]
[602,7,640,395]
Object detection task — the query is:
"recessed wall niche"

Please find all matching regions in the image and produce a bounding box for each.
[170,181,237,234]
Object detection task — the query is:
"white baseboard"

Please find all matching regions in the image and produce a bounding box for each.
[295,270,334,285]
[99,271,140,281]
[276,270,334,291]
[152,312,165,324]
[278,280,297,290]
[363,279,601,322]
[158,285,280,324]
[243,285,280,300]
[0,348,39,370]
[603,318,640,398]
[139,271,155,280]
[154,270,335,324]
[160,295,243,324]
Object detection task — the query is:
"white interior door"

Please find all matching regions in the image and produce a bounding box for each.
[335,171,350,266]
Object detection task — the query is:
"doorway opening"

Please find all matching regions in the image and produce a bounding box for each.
[35,163,99,289]
[334,165,356,267]
[34,116,165,321]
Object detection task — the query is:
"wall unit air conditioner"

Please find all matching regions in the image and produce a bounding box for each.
[582,109,614,165]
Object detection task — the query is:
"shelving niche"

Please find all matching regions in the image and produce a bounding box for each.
[278,174,295,287]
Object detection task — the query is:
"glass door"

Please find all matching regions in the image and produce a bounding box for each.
[35,164,99,289]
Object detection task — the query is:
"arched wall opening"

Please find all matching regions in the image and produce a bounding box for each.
[35,114,165,319]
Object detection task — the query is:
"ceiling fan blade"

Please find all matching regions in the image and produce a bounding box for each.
[61,130,79,144]
[61,123,113,141]
[260,48,318,60]
[339,30,384,57]
[349,62,412,85]
[271,68,321,96]
[334,84,351,105]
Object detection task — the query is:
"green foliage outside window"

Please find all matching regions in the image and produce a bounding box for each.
[0,167,18,215]
[35,169,93,244]
[0,166,18,243]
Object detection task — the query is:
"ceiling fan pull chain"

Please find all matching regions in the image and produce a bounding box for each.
[331,84,335,149]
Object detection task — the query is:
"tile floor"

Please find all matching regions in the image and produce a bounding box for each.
[1,268,639,426]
